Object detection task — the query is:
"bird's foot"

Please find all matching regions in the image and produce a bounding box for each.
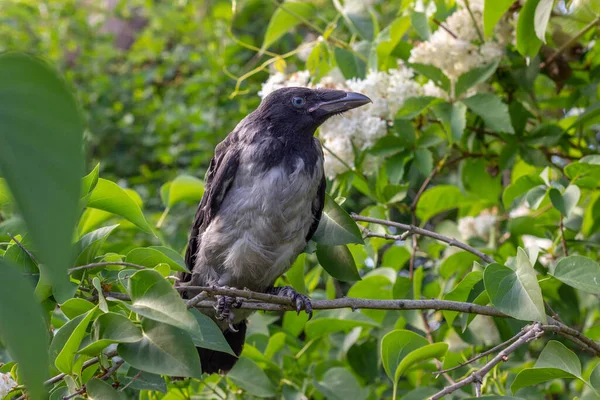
[268,286,313,320]
[213,287,243,332]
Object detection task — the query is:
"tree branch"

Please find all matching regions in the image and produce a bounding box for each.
[69,262,146,274]
[540,16,600,69]
[429,323,545,400]
[351,214,495,264]
[7,232,38,264]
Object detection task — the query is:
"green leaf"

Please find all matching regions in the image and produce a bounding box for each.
[440,252,479,279]
[516,0,543,57]
[306,309,378,338]
[511,340,582,392]
[81,164,100,199]
[565,155,600,181]
[118,319,202,379]
[189,309,235,356]
[416,185,468,222]
[463,93,515,133]
[396,96,438,120]
[414,148,433,175]
[443,271,483,326]
[462,158,502,203]
[0,52,84,303]
[569,102,600,129]
[455,61,500,98]
[484,249,547,323]
[409,63,451,92]
[120,269,200,335]
[432,102,467,143]
[118,368,166,393]
[228,357,276,398]
[87,179,153,234]
[55,306,98,374]
[394,343,448,380]
[503,174,545,208]
[78,312,143,356]
[335,47,366,80]
[549,185,580,217]
[370,16,411,69]
[348,274,393,322]
[262,2,316,49]
[590,363,600,392]
[483,0,514,37]
[126,246,188,272]
[286,253,307,295]
[553,256,600,295]
[534,0,553,43]
[316,244,361,282]
[312,194,363,245]
[0,178,11,207]
[86,378,121,400]
[313,367,369,400]
[410,11,430,40]
[60,298,96,319]
[74,225,119,266]
[525,186,548,210]
[160,175,204,208]
[0,260,49,400]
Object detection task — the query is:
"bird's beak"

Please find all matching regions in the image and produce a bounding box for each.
[309,91,372,114]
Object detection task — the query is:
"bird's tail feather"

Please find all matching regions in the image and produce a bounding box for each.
[198,322,247,374]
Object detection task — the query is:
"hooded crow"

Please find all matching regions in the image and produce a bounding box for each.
[178,87,371,374]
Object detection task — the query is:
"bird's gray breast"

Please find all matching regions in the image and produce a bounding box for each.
[195,139,323,292]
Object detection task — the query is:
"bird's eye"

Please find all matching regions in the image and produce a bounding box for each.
[291,96,306,107]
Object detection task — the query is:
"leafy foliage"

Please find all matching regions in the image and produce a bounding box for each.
[1,0,600,399]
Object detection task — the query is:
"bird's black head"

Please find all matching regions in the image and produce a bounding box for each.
[254,87,371,135]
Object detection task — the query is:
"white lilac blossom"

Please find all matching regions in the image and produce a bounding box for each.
[409,0,513,85]
[0,373,17,398]
[259,62,424,178]
[458,213,497,241]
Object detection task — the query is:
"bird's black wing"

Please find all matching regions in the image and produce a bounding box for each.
[184,138,240,272]
[305,173,326,242]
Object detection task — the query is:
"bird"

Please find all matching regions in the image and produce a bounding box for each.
[177,86,371,374]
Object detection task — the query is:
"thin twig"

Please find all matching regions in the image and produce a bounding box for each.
[69,262,146,273]
[421,312,455,384]
[63,359,124,400]
[352,214,495,264]
[435,328,528,375]
[432,19,458,39]
[429,323,545,400]
[540,16,600,68]
[119,371,143,392]
[463,0,484,42]
[7,232,38,264]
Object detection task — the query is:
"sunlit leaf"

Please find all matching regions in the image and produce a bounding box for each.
[553,255,600,295]
[313,194,363,245]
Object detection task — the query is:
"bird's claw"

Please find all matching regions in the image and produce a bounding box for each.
[268,286,313,320]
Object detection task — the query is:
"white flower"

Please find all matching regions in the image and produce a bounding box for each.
[509,204,530,218]
[522,235,553,250]
[458,213,497,241]
[322,136,354,178]
[0,373,17,398]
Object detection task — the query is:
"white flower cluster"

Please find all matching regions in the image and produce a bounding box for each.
[0,373,17,398]
[259,63,425,177]
[409,0,513,82]
[458,212,497,241]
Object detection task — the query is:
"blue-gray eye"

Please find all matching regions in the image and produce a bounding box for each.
[292,96,306,107]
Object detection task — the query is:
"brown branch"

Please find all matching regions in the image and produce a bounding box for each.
[63,359,124,400]
[432,19,458,39]
[429,323,545,400]
[69,262,146,274]
[421,312,455,384]
[352,214,495,264]
[7,232,38,264]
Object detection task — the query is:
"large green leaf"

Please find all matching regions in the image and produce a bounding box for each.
[511,341,582,393]
[395,96,439,120]
[462,94,515,133]
[516,0,543,57]
[534,0,553,42]
[79,312,143,356]
[306,309,378,338]
[120,269,200,335]
[312,194,363,245]
[432,102,467,143]
[228,357,276,398]
[262,2,316,49]
[348,274,393,322]
[335,47,366,80]
[0,260,49,400]
[313,367,369,400]
[74,225,119,266]
[503,174,545,208]
[86,378,121,400]
[553,255,600,295]
[549,185,580,217]
[410,10,430,40]
[483,0,514,37]
[394,343,448,380]
[0,52,84,303]
[409,63,451,92]
[55,306,98,374]
[160,175,204,208]
[455,61,500,99]
[484,249,547,323]
[126,247,188,272]
[87,179,153,234]
[189,309,235,356]
[416,185,468,222]
[443,271,483,326]
[118,319,202,379]
[316,244,361,282]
